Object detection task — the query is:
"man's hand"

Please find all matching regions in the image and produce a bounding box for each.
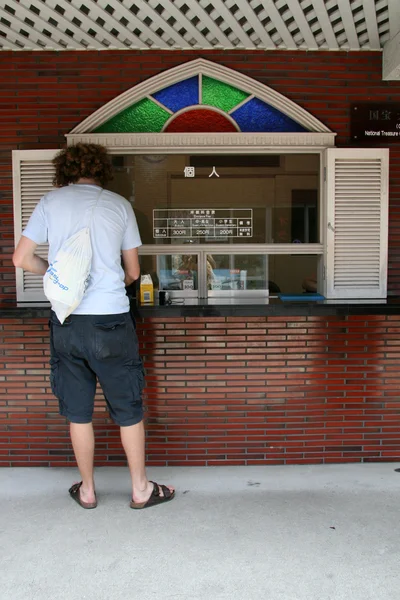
[13,236,48,275]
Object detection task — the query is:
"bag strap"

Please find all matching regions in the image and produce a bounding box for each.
[88,189,104,229]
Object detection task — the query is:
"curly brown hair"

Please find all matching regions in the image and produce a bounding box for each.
[52,143,113,188]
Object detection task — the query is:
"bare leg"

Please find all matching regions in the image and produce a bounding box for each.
[70,422,96,503]
[120,420,174,503]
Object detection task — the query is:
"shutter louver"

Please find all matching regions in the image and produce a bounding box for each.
[13,150,57,303]
[325,149,389,299]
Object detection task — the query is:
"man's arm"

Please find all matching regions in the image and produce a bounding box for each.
[13,236,48,275]
[121,247,140,286]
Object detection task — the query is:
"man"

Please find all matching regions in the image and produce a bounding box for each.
[13,143,174,510]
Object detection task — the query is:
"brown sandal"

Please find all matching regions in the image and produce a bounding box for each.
[130,481,175,510]
[69,482,97,509]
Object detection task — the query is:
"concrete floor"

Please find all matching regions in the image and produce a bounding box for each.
[1,464,399,600]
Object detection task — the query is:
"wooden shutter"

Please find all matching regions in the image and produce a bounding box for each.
[324,148,389,299]
[13,150,58,303]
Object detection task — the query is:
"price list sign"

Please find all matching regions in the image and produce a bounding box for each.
[153,209,253,239]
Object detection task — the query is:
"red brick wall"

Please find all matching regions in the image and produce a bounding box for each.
[1,51,400,467]
[1,50,400,302]
[1,314,400,467]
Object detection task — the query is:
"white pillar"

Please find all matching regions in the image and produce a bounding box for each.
[383,0,400,80]
[383,31,400,81]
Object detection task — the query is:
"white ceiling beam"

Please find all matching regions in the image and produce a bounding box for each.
[2,2,87,50]
[362,0,381,49]
[254,0,297,48]
[88,0,162,47]
[286,0,319,49]
[0,22,43,50]
[383,30,400,80]
[336,0,360,49]
[41,0,125,48]
[146,0,212,48]
[0,39,20,50]
[0,28,17,50]
[0,11,58,50]
[183,0,233,47]
[308,0,339,49]
[101,0,190,48]
[232,1,276,48]
[80,0,188,48]
[204,1,256,48]
[111,0,173,47]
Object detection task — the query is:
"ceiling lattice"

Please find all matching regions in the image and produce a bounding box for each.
[0,0,398,52]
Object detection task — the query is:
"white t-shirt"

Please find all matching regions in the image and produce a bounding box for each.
[23,184,142,315]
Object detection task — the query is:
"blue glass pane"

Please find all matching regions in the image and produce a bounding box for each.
[152,76,199,112]
[231,98,308,133]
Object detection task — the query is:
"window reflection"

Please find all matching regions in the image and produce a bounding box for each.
[136,253,320,298]
[208,255,268,294]
[207,254,319,295]
[139,255,198,295]
[109,154,320,245]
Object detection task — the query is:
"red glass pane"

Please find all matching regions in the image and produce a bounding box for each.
[165,109,238,133]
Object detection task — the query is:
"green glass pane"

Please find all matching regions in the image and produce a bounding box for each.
[94,98,170,133]
[202,76,249,112]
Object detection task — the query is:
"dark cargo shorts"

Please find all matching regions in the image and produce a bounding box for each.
[49,311,145,426]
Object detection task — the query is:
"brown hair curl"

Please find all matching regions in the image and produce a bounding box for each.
[52,143,113,188]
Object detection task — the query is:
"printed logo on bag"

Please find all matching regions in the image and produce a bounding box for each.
[46,262,69,291]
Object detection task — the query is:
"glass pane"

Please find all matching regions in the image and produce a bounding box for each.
[208,254,268,292]
[165,109,238,133]
[231,97,307,133]
[94,98,170,133]
[207,255,319,295]
[202,76,250,112]
[139,254,198,292]
[152,76,199,112]
[268,255,319,295]
[108,154,320,245]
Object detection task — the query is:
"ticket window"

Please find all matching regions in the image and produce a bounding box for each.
[108,154,320,247]
[108,153,321,299]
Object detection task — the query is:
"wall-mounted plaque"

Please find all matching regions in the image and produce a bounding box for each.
[351,104,400,143]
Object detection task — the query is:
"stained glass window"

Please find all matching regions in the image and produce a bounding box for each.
[201,76,249,112]
[94,98,170,133]
[232,98,307,133]
[94,73,309,134]
[165,109,237,133]
[152,76,199,112]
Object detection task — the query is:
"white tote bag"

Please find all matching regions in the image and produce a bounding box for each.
[43,190,102,324]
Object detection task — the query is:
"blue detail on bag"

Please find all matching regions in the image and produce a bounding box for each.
[46,261,69,291]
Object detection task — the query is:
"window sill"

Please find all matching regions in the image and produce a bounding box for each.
[0,296,396,319]
[131,296,395,317]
